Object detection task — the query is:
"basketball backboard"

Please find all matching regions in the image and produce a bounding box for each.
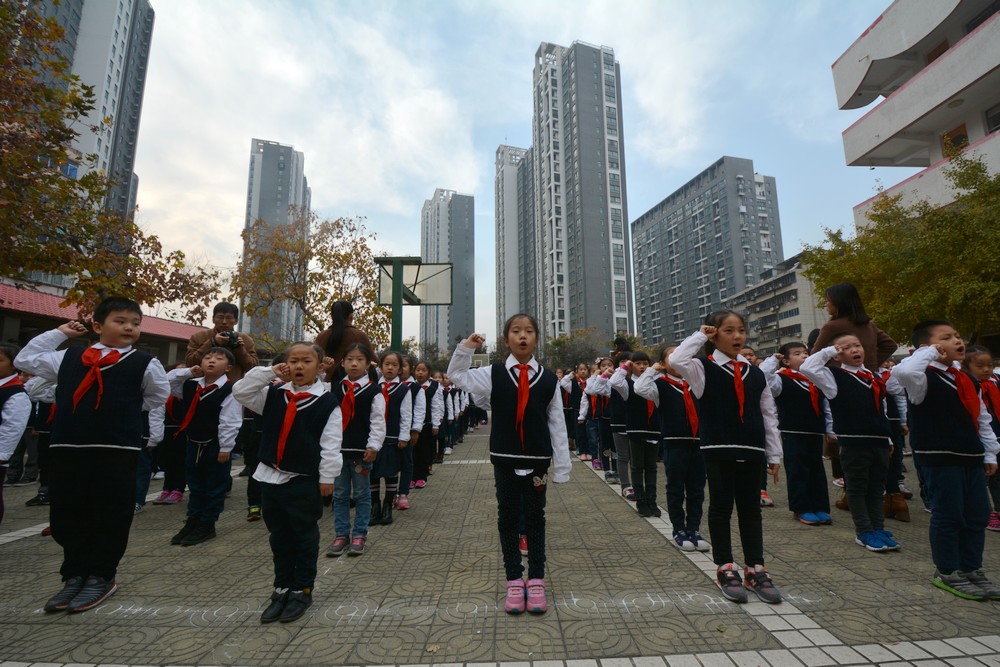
[376,257,452,306]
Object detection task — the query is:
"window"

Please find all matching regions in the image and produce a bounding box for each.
[987,102,1000,135]
[942,123,968,152]
[927,40,949,65]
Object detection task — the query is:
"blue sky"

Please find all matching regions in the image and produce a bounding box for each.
[133,0,916,343]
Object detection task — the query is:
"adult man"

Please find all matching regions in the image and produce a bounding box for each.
[186,303,258,380]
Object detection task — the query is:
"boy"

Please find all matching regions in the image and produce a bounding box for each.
[0,344,31,523]
[892,321,1000,600]
[801,333,896,552]
[166,347,241,546]
[15,297,170,613]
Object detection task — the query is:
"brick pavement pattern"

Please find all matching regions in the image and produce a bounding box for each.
[1,427,1000,666]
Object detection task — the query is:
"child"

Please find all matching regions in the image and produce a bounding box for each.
[595,352,634,499]
[232,342,342,623]
[878,360,911,521]
[610,352,662,517]
[447,315,571,614]
[586,357,617,481]
[0,345,31,523]
[166,347,241,546]
[326,343,385,557]
[964,346,1000,531]
[396,355,422,511]
[410,361,442,490]
[370,351,412,526]
[892,322,1000,600]
[669,310,782,604]
[151,365,187,506]
[436,372,454,463]
[801,333,897,552]
[760,343,831,526]
[561,363,590,460]
[23,376,56,508]
[634,345,708,551]
[15,297,170,613]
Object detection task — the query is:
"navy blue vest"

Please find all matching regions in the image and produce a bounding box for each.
[697,358,767,462]
[52,347,153,449]
[259,386,339,476]
[419,381,439,427]
[179,378,232,442]
[774,374,825,435]
[442,387,454,420]
[336,380,378,458]
[609,388,626,432]
[568,378,584,411]
[587,392,609,420]
[828,368,891,445]
[489,363,557,469]
[32,401,55,433]
[382,382,409,444]
[624,376,660,440]
[909,368,985,466]
[654,377,699,445]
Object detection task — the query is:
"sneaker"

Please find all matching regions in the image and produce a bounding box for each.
[279,590,313,622]
[963,570,1000,600]
[592,460,603,470]
[444,447,453,455]
[261,589,287,623]
[396,494,410,510]
[151,490,172,504]
[40,525,52,537]
[833,477,845,488]
[414,480,426,489]
[622,487,636,501]
[526,578,547,613]
[716,564,748,603]
[897,482,914,499]
[988,512,1000,532]
[170,518,199,545]
[134,502,144,515]
[409,481,416,489]
[689,531,711,552]
[180,522,216,546]
[44,576,85,612]
[25,492,50,506]
[152,470,165,479]
[744,565,782,604]
[759,491,774,507]
[796,512,820,525]
[326,535,349,557]
[518,534,528,556]
[163,489,184,504]
[877,529,900,551]
[650,503,661,518]
[604,471,618,483]
[855,531,888,552]
[504,579,526,614]
[247,505,262,522]
[814,511,833,525]
[672,531,695,551]
[66,576,117,613]
[933,569,986,600]
[347,536,366,556]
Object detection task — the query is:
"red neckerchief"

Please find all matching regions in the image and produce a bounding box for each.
[515,364,531,448]
[177,381,219,434]
[943,367,981,431]
[0,376,23,389]
[660,374,698,436]
[709,355,744,421]
[277,391,314,466]
[73,347,122,410]
[849,368,884,412]
[341,379,359,430]
[778,368,821,416]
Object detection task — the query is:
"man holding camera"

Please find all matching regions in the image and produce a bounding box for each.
[185,302,258,380]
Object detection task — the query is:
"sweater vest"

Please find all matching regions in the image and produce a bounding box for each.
[774,375,825,434]
[697,358,767,462]
[442,387,454,420]
[419,381,439,426]
[51,347,153,449]
[983,378,1000,439]
[609,389,626,431]
[909,368,984,466]
[0,383,26,431]
[828,368,891,444]
[654,377,699,443]
[624,376,660,440]
[588,393,610,420]
[179,379,232,442]
[879,371,901,421]
[32,401,55,433]
[489,363,557,469]
[259,386,339,476]
[568,379,584,411]
[337,381,378,456]
[382,382,409,444]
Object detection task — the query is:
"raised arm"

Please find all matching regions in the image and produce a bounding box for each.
[890,346,939,405]
[446,337,494,399]
[632,367,660,405]
[668,330,708,398]
[231,366,279,415]
[800,346,839,399]
[758,355,783,397]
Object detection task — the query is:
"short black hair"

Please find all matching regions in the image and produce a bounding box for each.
[0,343,21,364]
[503,313,540,338]
[806,328,821,350]
[213,302,239,319]
[93,297,142,324]
[656,344,679,363]
[830,331,860,345]
[630,350,650,364]
[202,346,236,366]
[911,320,955,347]
[778,342,807,358]
[963,345,992,369]
[284,341,324,363]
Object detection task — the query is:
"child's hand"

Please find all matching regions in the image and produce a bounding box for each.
[58,321,88,338]
[773,353,785,363]
[217,451,231,463]
[651,362,663,372]
[410,430,420,444]
[190,365,204,377]
[768,463,780,483]
[321,357,336,373]
[362,448,377,463]
[272,363,291,382]
[397,440,408,449]
[464,333,486,349]
[620,360,632,372]
[320,483,334,497]
[432,428,439,436]
[932,343,947,361]
[986,463,997,477]
[700,325,717,339]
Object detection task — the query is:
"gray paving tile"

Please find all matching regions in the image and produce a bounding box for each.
[789,648,838,666]
[942,638,993,655]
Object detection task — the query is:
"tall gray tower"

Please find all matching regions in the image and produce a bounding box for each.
[420,189,475,353]
[495,145,529,338]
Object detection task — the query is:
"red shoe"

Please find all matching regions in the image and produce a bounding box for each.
[518,534,528,556]
[41,525,52,537]
[414,480,426,489]
[396,495,410,510]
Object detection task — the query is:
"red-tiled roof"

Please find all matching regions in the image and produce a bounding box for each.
[0,284,206,342]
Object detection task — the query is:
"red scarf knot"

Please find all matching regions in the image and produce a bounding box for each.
[947,367,981,431]
[72,348,121,411]
[341,380,359,430]
[778,368,821,416]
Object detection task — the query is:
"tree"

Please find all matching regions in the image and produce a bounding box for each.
[541,327,604,370]
[230,207,391,351]
[802,149,1000,342]
[0,4,221,323]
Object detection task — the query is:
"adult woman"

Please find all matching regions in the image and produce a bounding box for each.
[810,283,897,371]
[315,301,373,381]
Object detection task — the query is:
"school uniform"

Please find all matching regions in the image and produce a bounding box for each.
[23,377,55,497]
[412,379,443,483]
[584,377,615,474]
[980,375,1000,513]
[331,376,385,538]
[879,368,909,493]
[611,368,661,511]
[397,378,423,495]
[591,373,632,490]
[156,395,186,493]
[0,374,31,522]
[371,378,412,522]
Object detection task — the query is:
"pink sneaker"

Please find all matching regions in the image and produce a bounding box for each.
[409,481,416,490]
[164,490,184,504]
[151,490,172,505]
[989,512,1000,532]
[396,495,410,510]
[526,578,547,613]
[504,579,526,614]
[592,460,603,470]
[414,480,426,489]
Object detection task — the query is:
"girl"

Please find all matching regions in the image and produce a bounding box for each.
[396,355,422,511]
[231,342,342,624]
[411,362,442,489]
[964,346,1000,531]
[447,314,571,614]
[0,344,30,524]
[151,363,187,505]
[560,363,590,459]
[610,351,661,517]
[669,310,783,604]
[586,357,617,482]
[760,343,830,526]
[370,351,411,526]
[326,343,385,557]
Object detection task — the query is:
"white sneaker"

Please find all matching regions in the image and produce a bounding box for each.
[134,502,144,514]
[444,447,453,455]
[152,471,165,480]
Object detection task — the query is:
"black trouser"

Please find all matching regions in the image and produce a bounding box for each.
[261,476,323,591]
[413,423,435,482]
[242,426,262,507]
[705,459,764,567]
[495,465,548,581]
[598,419,614,472]
[185,438,231,523]
[36,431,51,488]
[49,447,137,581]
[782,432,829,514]
[160,429,186,493]
[885,420,905,491]
[628,436,658,504]
[612,428,631,488]
[7,429,38,480]
[564,410,576,448]
[664,444,705,534]
[840,442,889,535]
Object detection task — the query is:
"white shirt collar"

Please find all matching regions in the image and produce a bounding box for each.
[0,373,19,386]
[279,379,327,396]
[197,374,230,390]
[381,376,401,385]
[344,374,371,389]
[840,363,866,373]
[663,372,685,383]
[930,360,960,372]
[92,342,132,355]
[710,349,747,366]
[504,354,539,373]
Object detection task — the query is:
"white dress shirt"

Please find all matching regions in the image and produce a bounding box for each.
[0,375,31,461]
[166,368,241,452]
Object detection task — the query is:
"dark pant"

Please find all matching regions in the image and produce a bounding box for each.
[840,443,889,535]
[49,447,137,580]
[664,445,706,534]
[7,429,38,481]
[598,419,614,471]
[705,459,764,567]
[628,436,658,503]
[261,476,323,590]
[398,441,414,493]
[783,433,829,514]
[0,468,5,523]
[160,429,186,492]
[885,421,905,491]
[413,424,435,482]
[495,465,548,581]
[36,431,51,488]
[612,428,631,487]
[135,445,153,504]
[922,464,990,573]
[242,426,262,507]
[185,439,231,523]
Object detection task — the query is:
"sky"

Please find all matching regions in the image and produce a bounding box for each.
[132,0,917,345]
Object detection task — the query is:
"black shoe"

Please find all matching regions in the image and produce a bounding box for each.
[650,502,661,518]
[433,454,444,464]
[44,576,85,612]
[322,494,332,507]
[261,590,288,623]
[180,522,216,546]
[279,590,313,622]
[26,491,50,506]
[369,497,382,526]
[170,517,199,545]
[66,576,117,613]
[238,466,252,477]
[380,501,394,525]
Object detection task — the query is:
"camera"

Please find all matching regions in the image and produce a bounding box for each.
[219,330,240,348]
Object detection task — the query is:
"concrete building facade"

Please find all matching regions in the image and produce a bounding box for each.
[631,156,784,345]
[495,145,527,338]
[420,189,475,353]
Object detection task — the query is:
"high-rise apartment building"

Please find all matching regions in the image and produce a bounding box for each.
[530,41,633,342]
[833,0,1000,227]
[242,138,311,343]
[632,156,784,344]
[420,189,475,353]
[494,145,538,337]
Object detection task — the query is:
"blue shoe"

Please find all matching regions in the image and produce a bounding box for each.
[877,529,900,550]
[797,512,821,525]
[815,511,832,524]
[855,531,888,552]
